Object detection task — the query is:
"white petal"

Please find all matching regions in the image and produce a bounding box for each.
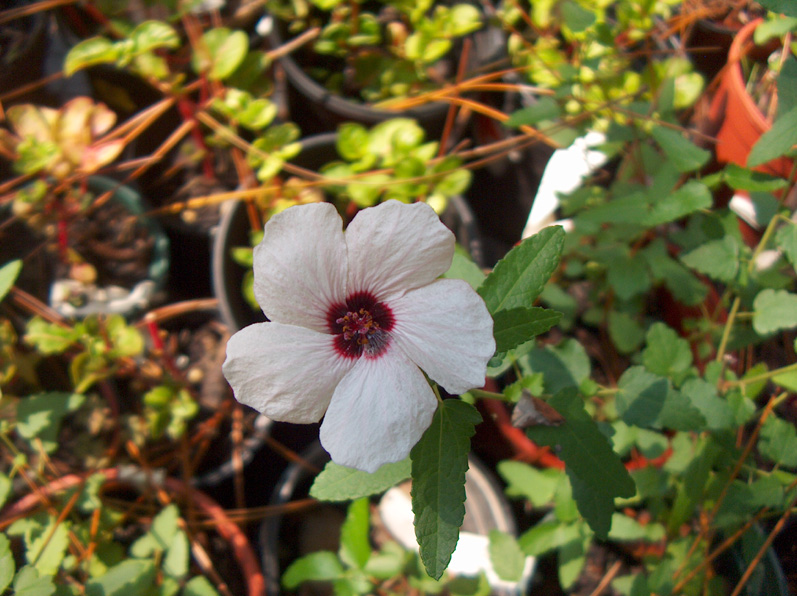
[319,346,437,473]
[390,279,495,395]
[253,202,347,332]
[345,200,454,301]
[223,322,354,423]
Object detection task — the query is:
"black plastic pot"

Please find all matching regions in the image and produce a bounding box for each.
[263,4,504,137]
[259,440,534,595]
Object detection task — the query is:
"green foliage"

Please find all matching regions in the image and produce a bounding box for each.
[311,458,411,501]
[411,400,481,580]
[0,260,22,302]
[321,118,470,211]
[24,314,144,393]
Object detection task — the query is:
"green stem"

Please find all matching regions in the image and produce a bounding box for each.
[724,362,797,389]
[715,296,741,364]
[468,388,506,401]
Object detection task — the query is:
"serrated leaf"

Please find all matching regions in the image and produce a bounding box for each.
[0,259,21,302]
[753,289,797,334]
[282,551,345,589]
[24,318,77,354]
[478,226,565,314]
[759,416,797,468]
[526,388,635,538]
[310,458,410,501]
[723,163,789,191]
[567,470,616,539]
[411,400,481,580]
[642,322,693,378]
[339,498,371,570]
[651,126,711,173]
[643,180,712,226]
[488,530,526,582]
[748,106,797,167]
[681,236,740,282]
[493,307,562,352]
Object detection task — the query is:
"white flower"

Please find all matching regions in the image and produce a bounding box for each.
[222,200,495,472]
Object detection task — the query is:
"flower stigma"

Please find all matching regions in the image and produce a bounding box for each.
[328,291,394,359]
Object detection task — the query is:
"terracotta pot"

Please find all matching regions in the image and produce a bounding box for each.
[0,467,266,596]
[709,18,794,179]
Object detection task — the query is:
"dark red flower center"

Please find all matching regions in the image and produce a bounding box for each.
[327,291,394,359]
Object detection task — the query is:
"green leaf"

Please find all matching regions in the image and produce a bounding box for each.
[558,537,587,590]
[561,0,596,32]
[151,503,179,548]
[310,458,411,501]
[505,96,561,127]
[608,513,665,542]
[0,259,21,302]
[651,126,711,173]
[526,388,635,538]
[192,28,248,80]
[339,498,371,570]
[0,535,14,593]
[282,551,345,589]
[478,226,565,314]
[759,416,797,468]
[442,248,485,290]
[163,530,189,579]
[617,367,668,428]
[488,530,526,582]
[86,559,156,596]
[681,378,734,430]
[723,163,789,191]
[518,520,581,556]
[681,236,740,282]
[753,289,797,335]
[643,180,712,226]
[775,223,797,268]
[567,470,615,538]
[756,0,797,18]
[606,253,651,300]
[15,393,85,453]
[521,339,591,395]
[411,400,481,580]
[608,311,645,354]
[493,307,562,352]
[497,461,563,507]
[642,322,693,378]
[130,20,180,55]
[64,37,119,75]
[183,576,222,596]
[617,367,706,431]
[12,565,56,596]
[24,317,77,354]
[748,106,797,167]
